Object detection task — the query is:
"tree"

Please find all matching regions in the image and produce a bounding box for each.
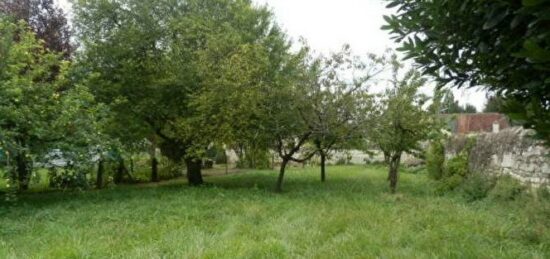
[0,19,64,190]
[438,90,477,114]
[383,0,550,144]
[463,104,477,114]
[306,46,382,182]
[0,0,72,58]
[73,0,289,185]
[440,91,462,114]
[484,95,506,113]
[0,19,103,191]
[370,56,432,193]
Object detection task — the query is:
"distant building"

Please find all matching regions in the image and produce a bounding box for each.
[446,113,509,134]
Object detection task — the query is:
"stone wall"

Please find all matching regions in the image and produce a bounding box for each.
[449,127,549,187]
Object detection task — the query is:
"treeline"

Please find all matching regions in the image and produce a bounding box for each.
[0,0,443,196]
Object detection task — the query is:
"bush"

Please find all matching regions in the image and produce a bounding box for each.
[159,160,184,180]
[435,174,464,194]
[205,146,227,164]
[444,151,469,178]
[237,148,271,169]
[460,173,495,201]
[48,168,90,189]
[489,176,525,201]
[426,141,445,180]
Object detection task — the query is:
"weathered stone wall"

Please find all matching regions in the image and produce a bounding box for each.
[449,127,549,186]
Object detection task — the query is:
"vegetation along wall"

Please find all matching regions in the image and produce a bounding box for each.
[448,127,549,187]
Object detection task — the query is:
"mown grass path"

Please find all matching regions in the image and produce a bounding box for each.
[1,165,548,258]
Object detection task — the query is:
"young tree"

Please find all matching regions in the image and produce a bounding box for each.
[306,46,382,182]
[383,0,550,144]
[370,57,432,193]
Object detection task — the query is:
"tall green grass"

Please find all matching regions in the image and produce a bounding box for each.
[1,165,548,258]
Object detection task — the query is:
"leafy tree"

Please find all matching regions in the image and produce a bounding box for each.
[438,90,477,114]
[464,104,477,114]
[0,19,103,192]
[0,0,72,57]
[305,46,382,182]
[0,19,64,190]
[383,0,550,144]
[73,0,288,185]
[440,91,464,114]
[370,56,432,193]
[484,95,506,113]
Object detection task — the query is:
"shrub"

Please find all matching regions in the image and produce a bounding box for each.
[444,151,469,178]
[237,148,271,169]
[426,141,445,180]
[205,146,228,164]
[489,176,525,201]
[460,173,495,201]
[435,174,464,194]
[48,168,90,189]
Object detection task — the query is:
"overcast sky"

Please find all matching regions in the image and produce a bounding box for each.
[57,0,487,110]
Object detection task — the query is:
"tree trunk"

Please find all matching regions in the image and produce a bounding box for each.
[225,150,229,175]
[388,153,401,193]
[114,158,125,184]
[275,158,289,192]
[16,153,30,191]
[320,152,326,182]
[185,158,204,186]
[130,157,135,174]
[96,159,104,189]
[151,156,159,182]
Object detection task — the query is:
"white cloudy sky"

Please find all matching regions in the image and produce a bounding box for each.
[56,0,487,110]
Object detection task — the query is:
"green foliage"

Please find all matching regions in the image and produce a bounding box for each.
[48,168,90,190]
[460,174,495,202]
[0,19,105,193]
[237,147,271,170]
[444,151,469,178]
[435,174,464,194]
[489,176,525,201]
[205,146,227,165]
[426,141,445,180]
[383,0,550,144]
[483,95,506,113]
[439,90,477,114]
[73,0,289,176]
[370,54,435,192]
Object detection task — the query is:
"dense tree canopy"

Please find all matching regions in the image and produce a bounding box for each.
[73,0,297,185]
[383,0,550,144]
[0,19,103,191]
[0,0,72,57]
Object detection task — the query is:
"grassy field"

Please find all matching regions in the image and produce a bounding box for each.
[0,165,548,258]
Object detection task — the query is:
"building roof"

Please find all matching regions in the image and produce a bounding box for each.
[445,113,509,134]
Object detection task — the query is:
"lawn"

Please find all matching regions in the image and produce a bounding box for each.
[0,165,548,258]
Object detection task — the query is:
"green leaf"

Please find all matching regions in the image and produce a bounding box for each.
[483,10,509,30]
